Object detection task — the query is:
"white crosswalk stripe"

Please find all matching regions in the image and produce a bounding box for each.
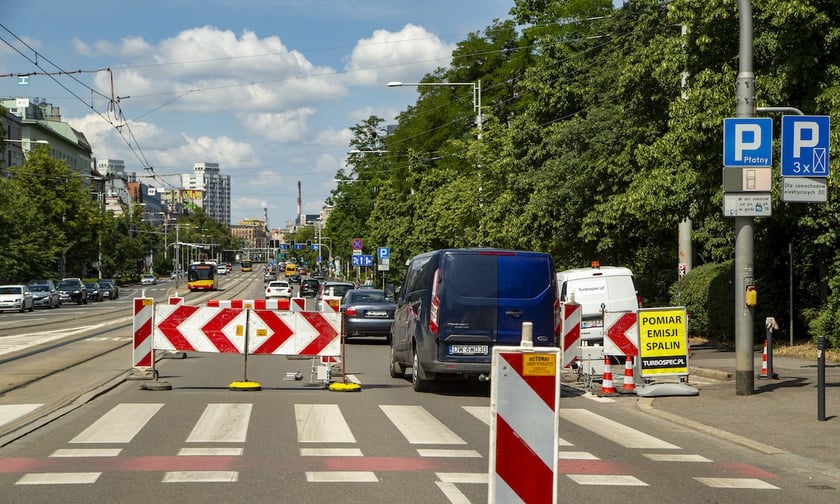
[4,400,781,495]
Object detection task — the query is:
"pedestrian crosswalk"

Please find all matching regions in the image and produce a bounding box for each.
[0,401,781,498]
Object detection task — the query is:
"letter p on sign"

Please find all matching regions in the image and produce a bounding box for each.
[735,124,761,161]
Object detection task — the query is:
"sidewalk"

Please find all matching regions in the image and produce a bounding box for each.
[641,346,840,476]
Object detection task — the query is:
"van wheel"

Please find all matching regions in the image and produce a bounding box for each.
[389,345,405,378]
[412,349,431,392]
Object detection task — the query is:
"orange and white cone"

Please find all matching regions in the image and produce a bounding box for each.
[601,356,616,395]
[621,357,636,393]
[758,340,769,378]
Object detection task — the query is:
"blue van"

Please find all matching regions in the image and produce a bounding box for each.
[389,248,558,392]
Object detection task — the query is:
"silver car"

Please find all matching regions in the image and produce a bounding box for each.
[28,283,61,309]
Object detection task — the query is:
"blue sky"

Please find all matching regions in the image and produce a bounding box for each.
[1,0,515,226]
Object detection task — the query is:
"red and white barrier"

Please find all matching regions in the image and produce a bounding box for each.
[168,296,184,305]
[131,298,154,371]
[490,340,560,503]
[207,298,292,310]
[604,311,639,357]
[561,301,581,368]
[320,295,341,313]
[153,304,341,357]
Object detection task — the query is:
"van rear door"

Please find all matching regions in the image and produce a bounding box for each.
[437,251,555,360]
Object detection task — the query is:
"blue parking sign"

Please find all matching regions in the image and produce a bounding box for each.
[723,118,773,167]
[781,115,830,177]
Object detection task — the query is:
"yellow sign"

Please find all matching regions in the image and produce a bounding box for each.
[235,325,244,337]
[522,353,556,377]
[637,307,688,376]
[255,328,267,337]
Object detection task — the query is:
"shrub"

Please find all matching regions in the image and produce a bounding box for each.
[669,261,734,346]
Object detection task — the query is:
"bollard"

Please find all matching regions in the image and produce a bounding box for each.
[817,335,826,421]
[764,317,779,379]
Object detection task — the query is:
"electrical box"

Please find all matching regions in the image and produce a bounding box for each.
[745,286,757,306]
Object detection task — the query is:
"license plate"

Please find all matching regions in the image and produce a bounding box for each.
[366,310,388,317]
[449,344,488,356]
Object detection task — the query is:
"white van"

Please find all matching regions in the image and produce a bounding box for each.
[556,263,640,342]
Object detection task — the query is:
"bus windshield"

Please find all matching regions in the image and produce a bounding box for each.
[189,264,214,281]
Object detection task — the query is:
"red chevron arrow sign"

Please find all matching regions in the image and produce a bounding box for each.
[153,304,341,356]
[604,312,638,357]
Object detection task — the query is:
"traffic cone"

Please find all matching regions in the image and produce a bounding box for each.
[758,340,771,379]
[621,357,636,393]
[601,356,616,395]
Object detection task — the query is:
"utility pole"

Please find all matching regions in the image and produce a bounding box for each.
[735,0,755,395]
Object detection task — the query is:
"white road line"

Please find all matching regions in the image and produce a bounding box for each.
[462,405,490,426]
[187,403,252,443]
[417,449,481,458]
[162,471,239,483]
[567,474,649,486]
[300,447,363,457]
[559,408,680,449]
[50,448,122,457]
[70,403,163,444]
[436,472,489,484]
[435,481,472,504]
[16,472,101,485]
[558,451,599,460]
[295,404,356,443]
[380,405,466,445]
[0,404,43,427]
[178,447,243,456]
[695,477,779,489]
[645,453,712,462]
[305,471,378,482]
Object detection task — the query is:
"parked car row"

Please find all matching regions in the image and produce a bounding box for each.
[0,277,123,313]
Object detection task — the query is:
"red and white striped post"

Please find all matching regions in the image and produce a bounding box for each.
[128,297,156,379]
[489,322,560,504]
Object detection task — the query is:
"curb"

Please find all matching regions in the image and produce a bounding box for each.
[691,366,734,381]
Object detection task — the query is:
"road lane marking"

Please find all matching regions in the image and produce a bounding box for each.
[70,403,163,444]
[306,471,378,482]
[417,449,481,458]
[568,474,648,486]
[295,404,355,443]
[695,477,779,489]
[50,449,122,457]
[300,448,363,457]
[17,472,101,485]
[559,408,680,449]
[380,405,466,445]
[645,453,712,462]
[0,404,43,427]
[187,403,252,443]
[178,448,243,456]
[163,471,238,483]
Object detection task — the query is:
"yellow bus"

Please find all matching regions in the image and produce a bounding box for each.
[240,259,253,272]
[187,261,216,291]
[285,263,297,277]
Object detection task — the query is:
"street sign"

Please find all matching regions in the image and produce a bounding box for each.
[351,238,363,250]
[638,307,689,378]
[723,193,772,217]
[723,117,773,167]
[782,177,828,203]
[781,115,830,177]
[722,167,772,192]
[377,246,390,260]
[351,255,373,267]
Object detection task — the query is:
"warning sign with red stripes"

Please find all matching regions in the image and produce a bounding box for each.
[604,311,638,356]
[490,347,559,504]
[152,304,341,356]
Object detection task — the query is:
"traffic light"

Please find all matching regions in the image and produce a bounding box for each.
[306,240,312,248]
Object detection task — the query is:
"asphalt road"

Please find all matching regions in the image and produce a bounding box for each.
[0,273,838,503]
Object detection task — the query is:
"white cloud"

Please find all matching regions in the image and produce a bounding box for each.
[344,23,454,86]
[240,108,315,143]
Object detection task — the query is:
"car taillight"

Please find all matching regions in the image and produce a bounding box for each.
[637,294,644,308]
[345,307,357,316]
[429,267,440,334]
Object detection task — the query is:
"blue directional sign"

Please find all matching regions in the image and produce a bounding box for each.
[723,118,773,167]
[781,115,830,177]
[280,244,288,250]
[351,255,374,267]
[377,247,390,260]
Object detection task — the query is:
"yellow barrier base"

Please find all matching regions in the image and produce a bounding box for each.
[229,380,262,391]
[329,382,361,392]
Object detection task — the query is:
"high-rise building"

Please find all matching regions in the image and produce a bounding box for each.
[181,162,231,225]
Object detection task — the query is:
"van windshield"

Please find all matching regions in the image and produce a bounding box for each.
[444,253,551,298]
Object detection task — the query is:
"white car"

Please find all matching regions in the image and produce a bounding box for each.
[0,284,35,312]
[265,280,293,299]
[217,264,228,275]
[141,274,157,286]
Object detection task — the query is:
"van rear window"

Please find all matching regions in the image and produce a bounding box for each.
[444,253,551,299]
